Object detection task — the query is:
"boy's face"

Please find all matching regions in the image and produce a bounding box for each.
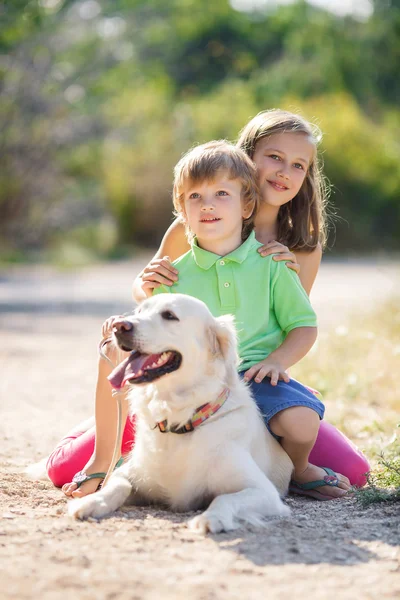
[182,170,252,254]
[252,132,314,208]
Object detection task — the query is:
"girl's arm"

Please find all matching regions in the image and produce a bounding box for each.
[295,243,322,296]
[132,218,190,303]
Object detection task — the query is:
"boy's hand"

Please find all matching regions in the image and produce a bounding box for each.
[258,241,300,275]
[101,315,122,339]
[141,256,179,297]
[243,358,290,386]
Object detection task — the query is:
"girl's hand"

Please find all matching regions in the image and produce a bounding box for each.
[243,358,290,386]
[140,256,179,297]
[101,315,122,339]
[258,241,300,274]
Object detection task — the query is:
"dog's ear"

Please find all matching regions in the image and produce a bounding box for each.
[208,314,239,385]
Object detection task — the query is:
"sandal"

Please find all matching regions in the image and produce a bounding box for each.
[289,467,344,501]
[72,457,124,490]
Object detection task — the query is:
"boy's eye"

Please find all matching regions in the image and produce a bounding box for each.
[216,190,228,196]
[189,192,200,199]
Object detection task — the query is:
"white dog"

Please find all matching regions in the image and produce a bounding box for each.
[69,294,292,533]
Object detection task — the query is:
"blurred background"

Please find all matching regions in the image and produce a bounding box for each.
[1,0,399,264]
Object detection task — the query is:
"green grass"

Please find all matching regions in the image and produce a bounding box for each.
[355,437,400,506]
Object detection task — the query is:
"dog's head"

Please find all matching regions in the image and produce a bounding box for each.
[108,294,239,391]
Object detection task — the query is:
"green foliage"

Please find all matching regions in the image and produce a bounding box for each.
[1,0,399,258]
[356,436,400,506]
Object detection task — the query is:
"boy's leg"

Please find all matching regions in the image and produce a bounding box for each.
[269,406,350,498]
[310,420,370,487]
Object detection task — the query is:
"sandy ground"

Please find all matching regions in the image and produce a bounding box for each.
[0,255,399,600]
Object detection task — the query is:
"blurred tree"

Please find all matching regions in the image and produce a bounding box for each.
[0,0,399,258]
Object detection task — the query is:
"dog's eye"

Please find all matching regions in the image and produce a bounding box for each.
[161,310,179,321]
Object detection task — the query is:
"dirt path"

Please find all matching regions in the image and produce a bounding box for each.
[0,257,399,600]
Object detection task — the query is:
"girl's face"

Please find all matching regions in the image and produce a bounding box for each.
[252,132,315,208]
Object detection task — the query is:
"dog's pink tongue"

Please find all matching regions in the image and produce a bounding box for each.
[108,352,148,389]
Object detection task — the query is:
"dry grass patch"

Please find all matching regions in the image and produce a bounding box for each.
[292,297,400,502]
[292,296,399,448]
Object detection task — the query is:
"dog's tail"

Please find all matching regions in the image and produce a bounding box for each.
[25,457,49,481]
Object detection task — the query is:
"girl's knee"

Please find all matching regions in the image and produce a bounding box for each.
[310,421,370,487]
[46,449,68,487]
[347,455,370,487]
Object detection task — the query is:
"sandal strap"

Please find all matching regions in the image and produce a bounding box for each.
[72,471,106,486]
[72,457,124,487]
[292,467,339,491]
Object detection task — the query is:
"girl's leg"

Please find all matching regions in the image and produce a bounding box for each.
[269,406,351,498]
[47,346,135,496]
[46,414,135,488]
[309,420,370,487]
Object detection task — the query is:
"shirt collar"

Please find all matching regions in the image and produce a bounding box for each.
[191,231,258,271]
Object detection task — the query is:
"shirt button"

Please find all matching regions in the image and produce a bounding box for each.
[224,282,230,288]
[220,260,225,266]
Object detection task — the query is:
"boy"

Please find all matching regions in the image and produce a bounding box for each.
[152,140,349,499]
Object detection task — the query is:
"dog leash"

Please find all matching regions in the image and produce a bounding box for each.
[98,338,126,489]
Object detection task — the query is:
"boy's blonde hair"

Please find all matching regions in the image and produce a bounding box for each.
[173,140,260,242]
[237,109,329,251]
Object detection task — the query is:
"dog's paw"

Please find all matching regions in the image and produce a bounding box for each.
[188,512,237,535]
[68,495,109,521]
[278,503,291,518]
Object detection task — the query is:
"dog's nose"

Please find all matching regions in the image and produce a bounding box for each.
[112,318,134,334]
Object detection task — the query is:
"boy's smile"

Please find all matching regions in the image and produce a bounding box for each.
[199,215,222,223]
[183,170,252,256]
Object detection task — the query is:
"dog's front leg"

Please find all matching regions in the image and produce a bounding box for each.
[188,447,290,534]
[68,467,132,521]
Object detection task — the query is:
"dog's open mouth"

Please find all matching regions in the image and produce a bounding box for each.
[108,350,182,389]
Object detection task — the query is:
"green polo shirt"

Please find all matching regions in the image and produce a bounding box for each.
[153,231,317,371]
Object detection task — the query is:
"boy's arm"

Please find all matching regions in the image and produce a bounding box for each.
[244,259,318,385]
[266,326,317,371]
[244,327,317,385]
[271,257,318,332]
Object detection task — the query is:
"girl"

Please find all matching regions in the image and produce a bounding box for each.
[50,110,369,498]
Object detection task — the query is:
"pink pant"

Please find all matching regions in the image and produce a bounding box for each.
[46,417,135,488]
[47,416,369,488]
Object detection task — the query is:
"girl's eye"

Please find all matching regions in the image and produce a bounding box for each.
[269,154,281,161]
[293,163,304,170]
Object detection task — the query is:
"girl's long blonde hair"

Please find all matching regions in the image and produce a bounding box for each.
[237,109,329,251]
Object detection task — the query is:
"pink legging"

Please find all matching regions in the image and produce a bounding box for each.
[46,416,369,488]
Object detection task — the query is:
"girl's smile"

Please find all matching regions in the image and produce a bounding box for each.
[267,180,289,192]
